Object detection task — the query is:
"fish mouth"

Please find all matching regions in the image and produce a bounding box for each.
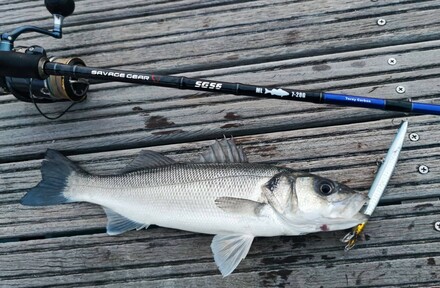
[330,193,369,219]
[322,194,369,231]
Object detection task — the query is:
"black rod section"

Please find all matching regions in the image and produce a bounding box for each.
[44,62,440,116]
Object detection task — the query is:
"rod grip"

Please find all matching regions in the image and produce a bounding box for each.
[0,51,47,79]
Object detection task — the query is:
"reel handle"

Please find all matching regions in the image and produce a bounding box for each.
[45,0,75,17]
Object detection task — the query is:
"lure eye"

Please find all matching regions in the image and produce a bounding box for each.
[316,180,335,196]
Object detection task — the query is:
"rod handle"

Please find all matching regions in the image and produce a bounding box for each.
[0,51,47,79]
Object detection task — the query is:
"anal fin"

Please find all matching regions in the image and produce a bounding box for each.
[211,234,254,277]
[103,207,149,235]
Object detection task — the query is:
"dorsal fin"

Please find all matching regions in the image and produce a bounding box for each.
[122,150,175,173]
[199,138,248,163]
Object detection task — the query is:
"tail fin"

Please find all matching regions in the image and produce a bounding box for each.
[21,149,83,206]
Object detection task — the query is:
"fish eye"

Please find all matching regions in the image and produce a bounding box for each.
[316,180,335,196]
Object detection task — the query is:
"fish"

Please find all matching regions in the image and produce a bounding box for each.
[21,138,368,276]
[264,88,290,97]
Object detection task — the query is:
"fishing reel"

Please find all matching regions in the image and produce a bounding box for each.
[1,0,440,118]
[3,46,88,103]
[0,0,88,104]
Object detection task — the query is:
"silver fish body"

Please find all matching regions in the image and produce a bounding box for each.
[21,139,367,276]
[69,163,289,236]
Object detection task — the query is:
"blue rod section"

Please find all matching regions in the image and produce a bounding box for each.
[323,93,386,109]
[323,92,440,115]
[412,102,440,115]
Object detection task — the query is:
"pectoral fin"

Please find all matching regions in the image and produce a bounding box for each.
[211,234,254,277]
[103,207,149,235]
[215,197,265,217]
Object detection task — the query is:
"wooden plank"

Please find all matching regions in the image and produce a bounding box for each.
[41,2,440,74]
[1,0,229,28]
[3,254,440,287]
[4,0,420,35]
[0,204,438,286]
[4,1,438,75]
[1,1,440,287]
[2,40,440,162]
[2,115,440,193]
[1,115,439,239]
[94,255,440,288]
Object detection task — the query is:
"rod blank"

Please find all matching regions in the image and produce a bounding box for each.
[44,62,440,116]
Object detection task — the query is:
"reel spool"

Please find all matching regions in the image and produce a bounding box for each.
[4,46,89,103]
[46,57,89,102]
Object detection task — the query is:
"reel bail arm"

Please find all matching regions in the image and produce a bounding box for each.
[0,0,88,105]
[0,0,75,51]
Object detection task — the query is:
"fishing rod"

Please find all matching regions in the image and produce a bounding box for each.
[1,0,440,118]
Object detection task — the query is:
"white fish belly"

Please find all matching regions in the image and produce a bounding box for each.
[67,163,286,236]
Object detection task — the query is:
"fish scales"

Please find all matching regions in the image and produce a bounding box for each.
[68,163,283,236]
[21,139,367,276]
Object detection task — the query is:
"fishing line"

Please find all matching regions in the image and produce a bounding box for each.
[29,78,85,120]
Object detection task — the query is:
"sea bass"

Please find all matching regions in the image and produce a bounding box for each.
[21,139,367,276]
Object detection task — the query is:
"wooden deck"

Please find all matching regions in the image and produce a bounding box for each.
[1,0,440,286]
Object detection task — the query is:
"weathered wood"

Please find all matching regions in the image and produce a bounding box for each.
[2,42,440,162]
[1,0,440,286]
[1,117,439,241]
[1,0,229,29]
[0,203,438,287]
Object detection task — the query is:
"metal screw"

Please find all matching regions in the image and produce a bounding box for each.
[7,36,12,41]
[409,133,419,142]
[28,47,34,51]
[418,165,429,174]
[435,222,440,232]
[396,86,406,94]
[388,58,397,65]
[377,19,387,26]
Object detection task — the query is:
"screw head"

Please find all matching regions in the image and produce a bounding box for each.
[418,165,429,174]
[435,222,440,232]
[377,19,387,26]
[396,86,406,94]
[28,47,34,51]
[388,58,397,65]
[409,133,419,141]
[7,36,12,41]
